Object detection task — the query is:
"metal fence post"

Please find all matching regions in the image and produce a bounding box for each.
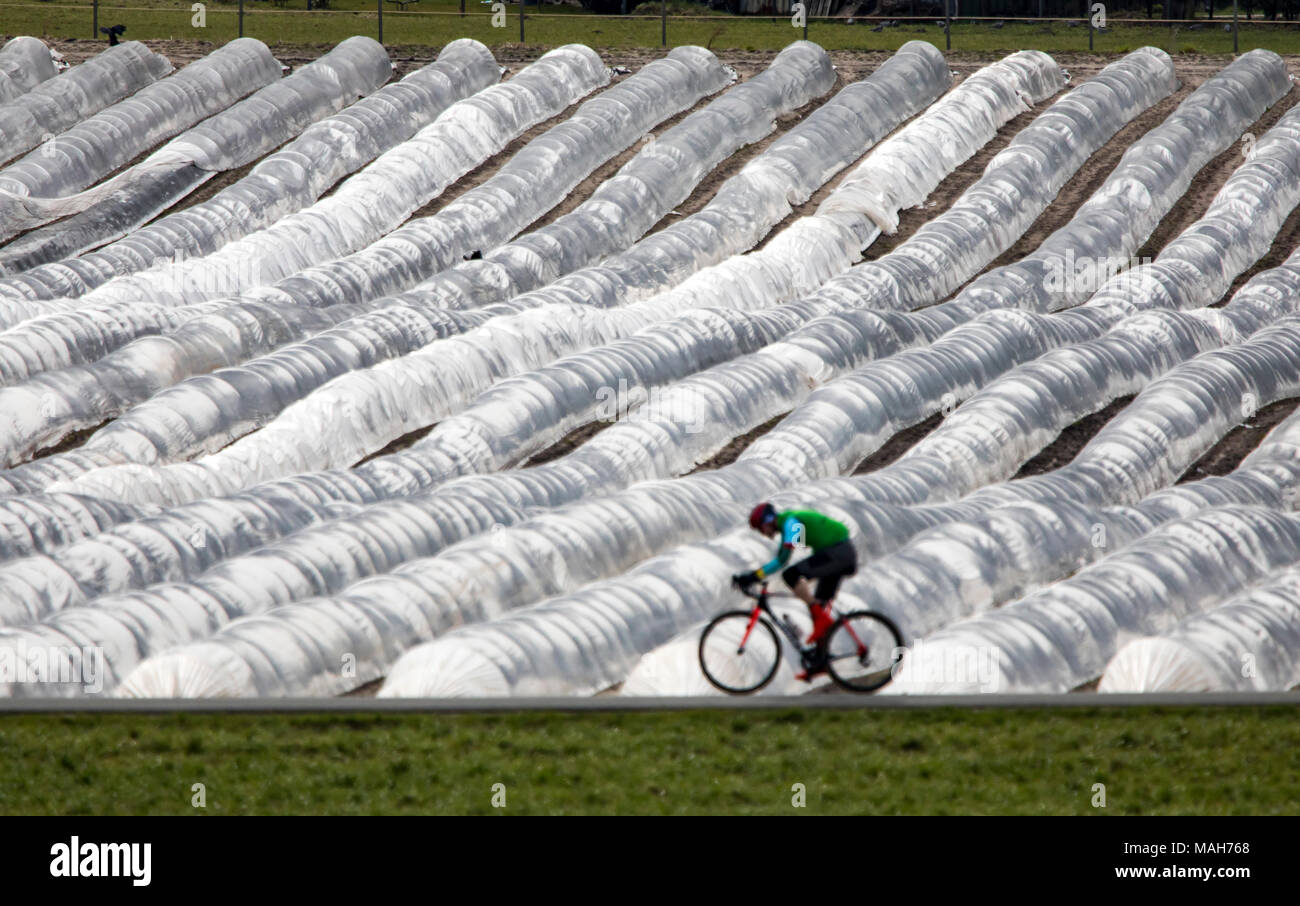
[662,0,667,46]
[945,0,951,50]
[239,0,244,37]
[378,0,383,43]
[1233,0,1239,52]
[520,0,525,42]
[92,0,98,39]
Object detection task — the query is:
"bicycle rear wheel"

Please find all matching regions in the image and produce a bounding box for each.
[698,610,782,694]
[824,610,904,693]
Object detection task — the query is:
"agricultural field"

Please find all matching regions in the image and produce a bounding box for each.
[1,25,1300,720]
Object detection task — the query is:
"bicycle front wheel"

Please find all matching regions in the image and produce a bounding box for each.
[698,610,783,695]
[824,610,904,693]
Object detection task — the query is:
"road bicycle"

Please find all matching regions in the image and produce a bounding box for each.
[698,582,904,694]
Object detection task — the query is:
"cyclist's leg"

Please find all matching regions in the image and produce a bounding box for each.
[799,542,858,642]
[782,563,833,648]
[808,540,858,605]
[786,551,844,680]
[780,562,820,609]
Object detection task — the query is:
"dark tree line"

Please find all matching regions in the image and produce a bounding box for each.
[581,0,1300,17]
[868,0,1298,19]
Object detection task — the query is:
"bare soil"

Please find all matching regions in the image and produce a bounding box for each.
[1014,395,1136,478]
[1178,397,1300,482]
[853,411,943,473]
[524,418,610,465]
[687,410,789,471]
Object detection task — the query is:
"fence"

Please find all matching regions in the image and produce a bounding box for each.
[7,0,1300,55]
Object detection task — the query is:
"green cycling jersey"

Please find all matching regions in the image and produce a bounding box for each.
[756,509,850,578]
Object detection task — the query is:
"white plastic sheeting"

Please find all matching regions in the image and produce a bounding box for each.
[0,37,399,270]
[58,43,956,503]
[0,37,58,104]
[0,45,732,466]
[367,49,1050,479]
[0,40,499,315]
[683,98,1300,693]
[798,293,1300,650]
[0,45,967,630]
[0,42,173,167]
[0,47,934,576]
[21,50,1059,697]
[97,486,746,697]
[751,89,1300,508]
[381,538,798,698]
[933,48,1290,319]
[0,39,283,242]
[0,492,154,562]
[888,506,1300,693]
[873,293,1300,694]
[0,40,499,311]
[396,52,1300,699]
[418,41,1143,522]
[0,45,632,469]
[6,40,706,280]
[10,48,1300,700]
[33,44,805,472]
[11,43,890,502]
[389,41,945,313]
[134,77,1297,529]
[791,48,1176,317]
[0,44,799,474]
[782,310,1239,510]
[344,47,1151,500]
[272,42,830,315]
[965,315,1300,513]
[0,43,610,327]
[740,50,1288,483]
[118,52,1209,700]
[409,49,1056,330]
[1099,566,1300,692]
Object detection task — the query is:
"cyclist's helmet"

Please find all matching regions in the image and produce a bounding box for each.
[749,502,778,530]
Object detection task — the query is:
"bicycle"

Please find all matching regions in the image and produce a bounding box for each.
[698,582,904,694]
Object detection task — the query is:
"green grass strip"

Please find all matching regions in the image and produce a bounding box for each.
[2,707,1298,814]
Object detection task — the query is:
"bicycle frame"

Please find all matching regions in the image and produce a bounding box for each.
[737,584,801,652]
[737,584,869,662]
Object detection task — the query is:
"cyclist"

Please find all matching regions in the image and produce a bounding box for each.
[732,503,858,679]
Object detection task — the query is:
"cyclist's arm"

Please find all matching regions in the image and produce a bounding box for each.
[754,519,802,579]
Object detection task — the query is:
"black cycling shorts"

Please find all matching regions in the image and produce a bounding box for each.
[781,539,858,603]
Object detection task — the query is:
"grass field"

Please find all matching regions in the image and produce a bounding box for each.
[6,0,1300,54]
[2,706,1297,814]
